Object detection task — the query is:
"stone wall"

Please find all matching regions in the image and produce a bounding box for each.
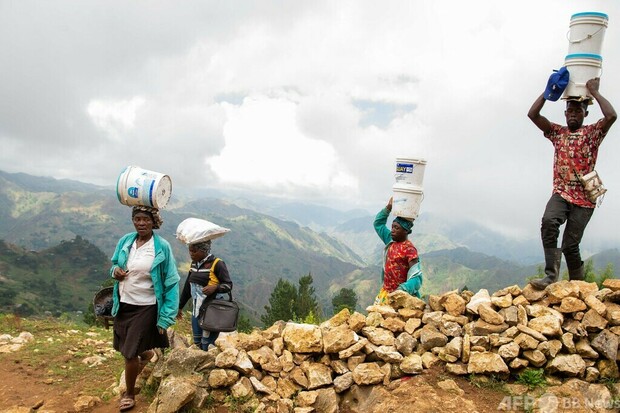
[143,279,620,413]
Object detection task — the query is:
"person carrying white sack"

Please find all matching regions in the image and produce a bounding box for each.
[176,219,232,350]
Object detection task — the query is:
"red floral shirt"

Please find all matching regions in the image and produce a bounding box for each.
[383,240,418,292]
[545,120,606,208]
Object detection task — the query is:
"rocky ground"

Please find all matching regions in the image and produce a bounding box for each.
[0,316,508,413]
[3,278,620,413]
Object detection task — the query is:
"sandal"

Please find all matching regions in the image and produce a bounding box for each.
[119,394,135,412]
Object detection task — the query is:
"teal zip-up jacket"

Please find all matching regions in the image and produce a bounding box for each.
[109,232,180,330]
[373,207,423,298]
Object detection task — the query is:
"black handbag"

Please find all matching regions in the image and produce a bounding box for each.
[198,292,239,332]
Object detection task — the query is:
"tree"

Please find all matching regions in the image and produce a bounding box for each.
[597,263,614,287]
[261,278,297,327]
[332,288,358,314]
[295,273,319,321]
[237,313,254,333]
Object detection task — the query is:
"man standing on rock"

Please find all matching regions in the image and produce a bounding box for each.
[528,78,616,289]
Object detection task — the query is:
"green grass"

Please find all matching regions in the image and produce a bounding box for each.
[515,368,547,390]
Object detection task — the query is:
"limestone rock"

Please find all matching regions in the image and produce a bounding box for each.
[333,372,354,393]
[527,315,562,337]
[498,342,520,360]
[581,308,609,332]
[322,324,358,354]
[208,369,240,388]
[437,379,464,396]
[491,294,513,309]
[521,349,546,368]
[516,324,547,342]
[546,281,580,304]
[465,289,491,315]
[347,312,367,332]
[361,327,395,346]
[282,323,323,353]
[590,330,619,361]
[419,327,448,350]
[558,297,587,313]
[441,293,466,316]
[477,303,505,325]
[400,354,423,375]
[388,290,426,310]
[149,375,199,413]
[546,354,586,377]
[467,351,509,374]
[302,362,333,390]
[351,362,384,385]
[231,377,254,399]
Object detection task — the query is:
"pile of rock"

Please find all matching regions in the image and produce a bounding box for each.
[144,279,620,413]
[0,331,34,353]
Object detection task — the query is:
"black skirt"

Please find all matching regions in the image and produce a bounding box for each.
[113,302,169,359]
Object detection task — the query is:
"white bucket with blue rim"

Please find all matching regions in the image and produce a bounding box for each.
[395,157,427,187]
[116,166,172,209]
[567,12,608,56]
[563,53,603,99]
[392,183,424,220]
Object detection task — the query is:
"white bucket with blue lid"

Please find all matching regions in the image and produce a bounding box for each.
[116,166,172,209]
[567,12,608,56]
[395,157,427,187]
[563,53,602,99]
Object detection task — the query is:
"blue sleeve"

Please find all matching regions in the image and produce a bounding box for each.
[109,233,130,278]
[157,240,181,330]
[373,207,392,245]
[397,261,423,298]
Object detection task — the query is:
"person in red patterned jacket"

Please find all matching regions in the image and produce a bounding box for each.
[528,77,616,289]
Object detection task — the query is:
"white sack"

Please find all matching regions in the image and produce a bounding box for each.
[176,217,230,244]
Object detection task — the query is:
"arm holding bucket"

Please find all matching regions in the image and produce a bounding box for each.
[528,93,552,134]
[587,78,617,133]
[373,198,393,245]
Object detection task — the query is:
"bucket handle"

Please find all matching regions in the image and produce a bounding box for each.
[567,26,605,44]
[569,66,603,87]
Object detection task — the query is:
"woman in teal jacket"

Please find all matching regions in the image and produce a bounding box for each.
[110,206,180,412]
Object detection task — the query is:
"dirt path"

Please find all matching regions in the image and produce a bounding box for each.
[0,350,151,413]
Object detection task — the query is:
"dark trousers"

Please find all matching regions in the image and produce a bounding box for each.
[541,193,594,270]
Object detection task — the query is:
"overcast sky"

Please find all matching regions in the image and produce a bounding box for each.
[1,0,619,249]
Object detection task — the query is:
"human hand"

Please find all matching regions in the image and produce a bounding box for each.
[113,267,128,281]
[386,197,393,212]
[202,285,218,296]
[158,327,165,335]
[176,309,183,320]
[586,78,600,94]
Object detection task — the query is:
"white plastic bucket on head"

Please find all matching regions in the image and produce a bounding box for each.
[116,166,172,209]
[567,12,608,56]
[395,157,427,187]
[563,53,602,99]
[392,183,424,220]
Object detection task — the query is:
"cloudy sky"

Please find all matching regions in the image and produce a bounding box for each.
[1,0,619,249]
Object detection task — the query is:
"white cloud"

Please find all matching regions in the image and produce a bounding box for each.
[87,97,146,141]
[1,0,619,249]
[207,96,358,196]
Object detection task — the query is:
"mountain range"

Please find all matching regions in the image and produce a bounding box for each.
[0,170,618,323]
